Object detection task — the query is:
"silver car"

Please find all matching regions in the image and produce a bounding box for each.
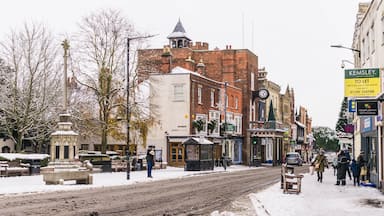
[286,152,303,166]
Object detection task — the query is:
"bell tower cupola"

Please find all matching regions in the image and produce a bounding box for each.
[167,19,191,48]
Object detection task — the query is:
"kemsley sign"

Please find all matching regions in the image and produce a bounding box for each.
[344,68,381,97]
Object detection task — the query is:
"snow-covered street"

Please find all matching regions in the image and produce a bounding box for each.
[0,165,383,215]
[0,165,255,195]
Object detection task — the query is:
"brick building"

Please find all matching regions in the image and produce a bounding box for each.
[137,19,259,164]
[143,66,243,167]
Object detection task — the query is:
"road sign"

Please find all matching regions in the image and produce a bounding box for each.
[348,100,356,112]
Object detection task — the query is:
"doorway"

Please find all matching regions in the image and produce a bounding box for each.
[169,143,184,167]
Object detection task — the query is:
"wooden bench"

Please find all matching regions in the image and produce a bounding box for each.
[111,160,127,172]
[0,161,29,177]
[0,161,8,177]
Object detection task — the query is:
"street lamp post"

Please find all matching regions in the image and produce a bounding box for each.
[330,44,361,57]
[126,34,155,180]
[223,81,228,156]
[331,45,360,160]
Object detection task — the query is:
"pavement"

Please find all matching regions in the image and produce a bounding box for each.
[249,166,384,216]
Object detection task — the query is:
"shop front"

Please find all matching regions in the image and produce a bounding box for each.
[250,128,284,166]
[360,116,378,186]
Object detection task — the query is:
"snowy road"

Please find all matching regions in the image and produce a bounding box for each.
[0,166,308,216]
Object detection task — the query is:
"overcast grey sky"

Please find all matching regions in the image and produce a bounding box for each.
[0,0,363,128]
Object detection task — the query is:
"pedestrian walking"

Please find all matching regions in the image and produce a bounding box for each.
[350,159,361,186]
[357,151,367,183]
[335,151,351,186]
[312,149,328,183]
[146,149,155,178]
[221,153,227,171]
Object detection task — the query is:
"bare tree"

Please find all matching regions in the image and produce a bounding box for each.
[70,9,135,154]
[0,23,61,152]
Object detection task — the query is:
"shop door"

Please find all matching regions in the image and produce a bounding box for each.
[261,145,266,163]
[170,143,184,167]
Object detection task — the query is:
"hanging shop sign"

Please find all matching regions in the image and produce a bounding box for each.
[344,124,354,133]
[361,117,374,132]
[344,68,380,97]
[356,100,378,116]
[348,100,356,112]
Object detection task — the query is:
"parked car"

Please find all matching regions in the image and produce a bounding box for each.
[285,152,302,166]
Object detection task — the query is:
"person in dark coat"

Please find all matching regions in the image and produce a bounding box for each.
[357,152,367,182]
[146,149,155,178]
[336,151,351,186]
[350,159,361,186]
[221,153,227,171]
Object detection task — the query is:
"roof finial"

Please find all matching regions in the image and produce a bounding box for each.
[196,58,205,68]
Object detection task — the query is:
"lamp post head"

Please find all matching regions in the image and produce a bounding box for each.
[330,45,343,48]
[330,44,361,58]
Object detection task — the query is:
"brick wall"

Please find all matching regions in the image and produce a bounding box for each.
[138,45,258,163]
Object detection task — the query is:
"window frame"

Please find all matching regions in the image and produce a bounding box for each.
[209,110,220,135]
[173,84,185,102]
[195,114,208,134]
[197,85,202,104]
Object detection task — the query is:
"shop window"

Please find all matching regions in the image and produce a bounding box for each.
[200,145,212,160]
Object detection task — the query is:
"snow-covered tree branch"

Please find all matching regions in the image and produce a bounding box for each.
[0,22,61,152]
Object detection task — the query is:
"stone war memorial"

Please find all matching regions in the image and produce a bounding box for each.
[41,114,93,185]
[41,40,92,185]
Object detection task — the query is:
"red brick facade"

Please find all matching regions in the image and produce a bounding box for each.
[138,43,258,164]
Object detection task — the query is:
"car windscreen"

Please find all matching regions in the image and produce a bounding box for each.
[286,154,298,158]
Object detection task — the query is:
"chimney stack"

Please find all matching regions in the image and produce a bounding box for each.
[161,46,172,73]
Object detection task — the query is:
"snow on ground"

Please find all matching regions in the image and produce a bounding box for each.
[0,165,255,196]
[0,153,49,160]
[251,168,384,216]
[1,165,383,216]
